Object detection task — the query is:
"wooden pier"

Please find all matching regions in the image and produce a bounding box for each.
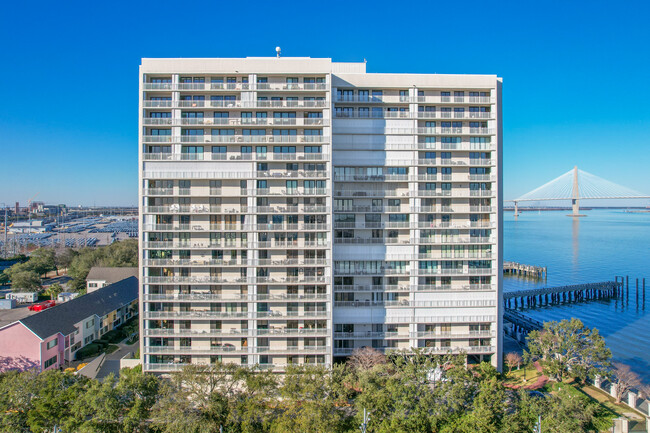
[503,261,547,279]
[504,279,637,345]
[504,309,544,333]
[504,281,622,309]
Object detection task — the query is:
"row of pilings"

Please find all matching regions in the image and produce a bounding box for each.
[505,286,617,308]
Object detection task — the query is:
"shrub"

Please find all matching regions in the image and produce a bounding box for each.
[76,343,102,360]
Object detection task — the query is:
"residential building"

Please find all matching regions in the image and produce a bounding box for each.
[86,266,138,292]
[0,276,138,372]
[139,57,502,373]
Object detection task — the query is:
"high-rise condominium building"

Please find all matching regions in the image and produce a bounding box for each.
[139,57,502,373]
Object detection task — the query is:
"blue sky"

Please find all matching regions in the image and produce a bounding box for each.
[1,0,649,206]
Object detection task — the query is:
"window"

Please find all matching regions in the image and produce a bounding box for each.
[150,129,171,136]
[212,129,235,135]
[304,146,321,153]
[44,355,58,369]
[181,129,203,136]
[273,112,296,119]
[182,146,204,160]
[273,146,296,153]
[273,129,297,136]
[212,146,227,154]
[387,167,407,175]
[243,129,266,136]
[46,339,57,350]
[86,319,94,329]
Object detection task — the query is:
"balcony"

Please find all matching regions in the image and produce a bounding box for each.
[143,328,328,337]
[334,331,403,339]
[161,99,329,109]
[144,346,329,355]
[143,82,328,92]
[143,310,328,320]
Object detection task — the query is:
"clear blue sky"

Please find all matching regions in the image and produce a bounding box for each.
[1,0,649,206]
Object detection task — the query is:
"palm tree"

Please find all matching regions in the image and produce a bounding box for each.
[45,283,63,300]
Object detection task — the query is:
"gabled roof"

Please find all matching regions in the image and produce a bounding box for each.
[18,277,138,340]
[86,267,138,284]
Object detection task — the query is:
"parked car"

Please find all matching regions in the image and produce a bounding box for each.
[28,300,56,312]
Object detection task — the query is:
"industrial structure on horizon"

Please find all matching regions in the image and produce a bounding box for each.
[138,56,503,373]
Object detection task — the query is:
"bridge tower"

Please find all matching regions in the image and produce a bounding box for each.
[510,166,650,215]
[570,165,586,217]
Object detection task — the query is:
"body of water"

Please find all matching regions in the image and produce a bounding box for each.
[504,209,650,382]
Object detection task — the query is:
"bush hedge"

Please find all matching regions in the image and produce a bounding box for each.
[75,343,103,360]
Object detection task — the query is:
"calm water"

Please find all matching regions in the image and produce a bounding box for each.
[504,209,650,382]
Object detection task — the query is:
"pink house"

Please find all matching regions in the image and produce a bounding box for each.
[0,276,138,372]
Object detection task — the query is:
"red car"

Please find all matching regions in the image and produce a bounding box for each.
[28,300,56,312]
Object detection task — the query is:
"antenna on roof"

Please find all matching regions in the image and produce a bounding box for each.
[276,47,281,58]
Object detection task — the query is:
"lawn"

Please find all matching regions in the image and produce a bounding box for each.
[577,383,645,422]
[503,364,542,386]
[504,363,635,432]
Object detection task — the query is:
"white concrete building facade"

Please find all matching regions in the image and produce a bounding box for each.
[139,57,502,373]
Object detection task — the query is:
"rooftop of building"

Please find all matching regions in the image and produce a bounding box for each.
[140,56,501,86]
[13,276,138,340]
[141,56,367,74]
[86,266,138,284]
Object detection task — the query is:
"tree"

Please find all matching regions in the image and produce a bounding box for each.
[67,239,138,292]
[271,365,349,433]
[524,318,611,382]
[610,362,642,404]
[540,387,597,433]
[72,367,160,432]
[54,248,78,275]
[505,352,522,374]
[26,370,89,433]
[152,363,246,433]
[348,347,387,370]
[45,283,63,300]
[0,369,39,433]
[29,248,56,277]
[9,269,41,292]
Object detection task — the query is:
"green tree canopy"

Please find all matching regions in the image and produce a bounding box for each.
[67,239,138,292]
[525,318,611,382]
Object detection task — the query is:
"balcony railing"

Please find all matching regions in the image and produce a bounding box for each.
[143,82,328,91]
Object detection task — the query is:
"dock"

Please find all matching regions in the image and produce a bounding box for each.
[504,309,543,333]
[503,261,547,279]
[504,281,621,309]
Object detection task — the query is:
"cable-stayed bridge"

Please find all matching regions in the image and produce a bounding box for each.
[508,166,650,217]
